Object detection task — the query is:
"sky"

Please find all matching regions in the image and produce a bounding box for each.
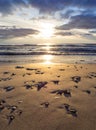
[0,0,96,45]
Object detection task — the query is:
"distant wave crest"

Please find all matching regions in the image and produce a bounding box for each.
[0,44,96,56]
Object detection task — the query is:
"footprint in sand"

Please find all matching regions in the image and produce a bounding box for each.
[52,80,59,85]
[15,66,24,69]
[9,105,18,113]
[71,76,81,83]
[88,72,96,78]
[35,81,47,91]
[0,99,6,112]
[3,86,15,92]
[0,77,12,81]
[0,99,23,124]
[59,69,65,71]
[74,85,78,88]
[11,73,16,76]
[35,71,44,74]
[3,72,10,74]
[0,99,6,110]
[58,103,77,117]
[24,84,33,89]
[83,90,91,94]
[51,89,71,97]
[26,68,37,71]
[7,115,15,125]
[40,102,49,108]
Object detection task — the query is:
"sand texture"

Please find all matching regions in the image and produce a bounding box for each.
[0,63,96,130]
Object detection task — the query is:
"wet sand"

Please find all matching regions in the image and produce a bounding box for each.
[0,63,96,130]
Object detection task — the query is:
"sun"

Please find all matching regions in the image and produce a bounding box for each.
[39,23,54,38]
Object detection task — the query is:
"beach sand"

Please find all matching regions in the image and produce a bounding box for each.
[0,63,96,130]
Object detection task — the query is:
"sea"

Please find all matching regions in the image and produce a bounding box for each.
[0,43,96,64]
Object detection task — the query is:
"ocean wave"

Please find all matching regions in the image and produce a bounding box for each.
[0,44,96,56]
[0,51,96,56]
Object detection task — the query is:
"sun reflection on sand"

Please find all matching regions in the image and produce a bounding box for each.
[43,55,53,64]
[42,44,53,64]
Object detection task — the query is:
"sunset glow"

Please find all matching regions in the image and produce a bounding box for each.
[39,23,54,39]
[0,0,96,44]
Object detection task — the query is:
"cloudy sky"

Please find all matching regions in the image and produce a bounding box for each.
[0,0,96,44]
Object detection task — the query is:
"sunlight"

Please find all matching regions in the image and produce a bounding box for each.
[43,55,53,64]
[45,45,50,50]
[39,23,54,38]
[43,44,51,51]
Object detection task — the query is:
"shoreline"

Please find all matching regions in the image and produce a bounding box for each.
[0,62,96,66]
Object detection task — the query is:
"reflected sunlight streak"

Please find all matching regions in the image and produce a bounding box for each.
[43,44,51,51]
[43,55,53,64]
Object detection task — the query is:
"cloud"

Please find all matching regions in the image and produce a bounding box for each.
[89,30,96,34]
[0,0,96,15]
[56,14,96,30]
[79,33,96,40]
[0,0,12,15]
[0,0,27,15]
[0,26,39,39]
[80,33,92,37]
[54,29,96,40]
[60,9,76,19]
[55,31,73,36]
[28,0,96,13]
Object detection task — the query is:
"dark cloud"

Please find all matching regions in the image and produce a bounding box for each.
[0,0,12,15]
[0,26,39,39]
[79,33,96,40]
[28,0,70,13]
[80,33,92,37]
[28,0,96,13]
[60,9,76,19]
[55,31,73,36]
[55,29,96,40]
[0,0,96,15]
[0,0,27,15]
[56,14,96,30]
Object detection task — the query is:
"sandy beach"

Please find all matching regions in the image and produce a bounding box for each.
[0,63,96,130]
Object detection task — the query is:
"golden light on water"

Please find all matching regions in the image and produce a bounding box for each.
[43,55,53,64]
[43,44,51,51]
[42,43,53,64]
[45,45,51,50]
